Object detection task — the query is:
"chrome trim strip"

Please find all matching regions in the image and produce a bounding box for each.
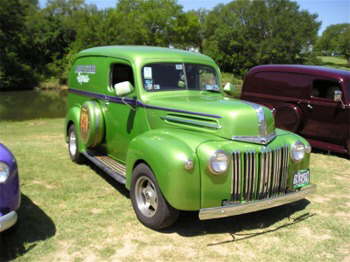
[199,184,316,220]
[68,88,223,119]
[232,132,276,145]
[0,211,18,232]
[161,116,221,129]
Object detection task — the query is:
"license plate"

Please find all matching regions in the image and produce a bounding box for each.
[293,170,310,188]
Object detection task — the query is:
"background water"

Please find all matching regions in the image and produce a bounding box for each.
[0,90,67,121]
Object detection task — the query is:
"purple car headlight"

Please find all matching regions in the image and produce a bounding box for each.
[0,162,10,183]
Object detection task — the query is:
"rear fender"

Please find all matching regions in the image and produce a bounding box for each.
[65,105,86,153]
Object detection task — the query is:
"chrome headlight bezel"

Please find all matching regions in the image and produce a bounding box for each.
[305,144,312,154]
[0,161,10,183]
[291,141,306,162]
[208,151,229,175]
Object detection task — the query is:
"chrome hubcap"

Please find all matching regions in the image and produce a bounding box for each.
[69,130,77,156]
[135,176,158,217]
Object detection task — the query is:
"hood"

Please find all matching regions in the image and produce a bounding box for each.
[144,93,276,144]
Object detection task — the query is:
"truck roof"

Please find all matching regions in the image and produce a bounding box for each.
[76,45,215,64]
[248,64,350,81]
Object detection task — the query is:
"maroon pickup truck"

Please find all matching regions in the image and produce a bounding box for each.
[240,65,350,155]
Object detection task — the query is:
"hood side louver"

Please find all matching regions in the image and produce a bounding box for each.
[161,114,221,129]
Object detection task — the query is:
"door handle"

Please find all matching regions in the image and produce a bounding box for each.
[307,104,313,110]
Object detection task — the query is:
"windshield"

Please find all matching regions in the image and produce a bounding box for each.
[142,63,219,92]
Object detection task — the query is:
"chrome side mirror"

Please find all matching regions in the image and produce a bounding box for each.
[334,90,342,102]
[114,81,134,96]
[334,90,345,109]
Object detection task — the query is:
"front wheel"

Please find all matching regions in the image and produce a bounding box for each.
[68,125,84,164]
[130,164,179,230]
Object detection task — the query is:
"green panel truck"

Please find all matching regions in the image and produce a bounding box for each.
[65,46,316,229]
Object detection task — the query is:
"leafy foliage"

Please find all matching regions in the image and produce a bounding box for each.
[0,0,327,89]
[0,0,40,89]
[202,0,320,75]
[317,23,350,64]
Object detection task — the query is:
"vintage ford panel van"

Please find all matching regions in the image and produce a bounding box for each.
[65,46,316,229]
[241,65,350,155]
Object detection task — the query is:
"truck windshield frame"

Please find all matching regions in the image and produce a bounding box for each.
[141,63,219,92]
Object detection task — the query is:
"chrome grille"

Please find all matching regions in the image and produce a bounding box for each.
[231,146,290,202]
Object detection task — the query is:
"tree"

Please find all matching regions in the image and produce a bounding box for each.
[0,0,40,89]
[202,0,320,75]
[317,23,350,63]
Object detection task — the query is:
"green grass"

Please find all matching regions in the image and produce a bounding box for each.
[317,56,350,71]
[0,118,349,261]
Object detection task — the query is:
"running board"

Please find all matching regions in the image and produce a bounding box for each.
[82,151,126,184]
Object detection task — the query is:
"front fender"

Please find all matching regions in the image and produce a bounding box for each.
[126,129,216,210]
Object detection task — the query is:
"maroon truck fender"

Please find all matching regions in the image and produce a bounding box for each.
[274,104,303,132]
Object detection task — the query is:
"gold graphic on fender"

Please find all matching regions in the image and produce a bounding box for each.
[80,107,89,140]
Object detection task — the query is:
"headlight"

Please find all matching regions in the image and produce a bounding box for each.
[0,162,10,183]
[209,151,229,174]
[291,141,306,161]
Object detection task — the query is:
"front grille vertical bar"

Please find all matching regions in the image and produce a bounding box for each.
[279,147,285,192]
[263,151,269,199]
[271,148,277,195]
[278,147,283,193]
[274,147,281,195]
[249,152,254,200]
[252,152,258,200]
[267,150,273,197]
[244,152,250,200]
[232,152,241,201]
[258,151,265,199]
[231,153,234,196]
[250,152,255,200]
[281,146,289,192]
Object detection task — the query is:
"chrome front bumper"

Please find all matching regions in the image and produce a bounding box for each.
[199,184,316,220]
[0,211,18,232]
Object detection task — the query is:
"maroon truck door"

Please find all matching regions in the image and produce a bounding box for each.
[298,78,348,151]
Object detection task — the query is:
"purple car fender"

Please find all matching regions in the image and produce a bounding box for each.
[0,143,20,232]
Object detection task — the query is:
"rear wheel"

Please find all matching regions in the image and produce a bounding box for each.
[130,164,179,230]
[68,125,84,164]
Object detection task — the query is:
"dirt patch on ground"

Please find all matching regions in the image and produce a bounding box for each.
[297,227,332,242]
[309,195,332,203]
[31,180,57,189]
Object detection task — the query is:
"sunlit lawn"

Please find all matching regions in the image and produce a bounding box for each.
[0,118,349,261]
[318,56,350,71]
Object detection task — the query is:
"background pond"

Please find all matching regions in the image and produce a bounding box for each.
[0,90,67,121]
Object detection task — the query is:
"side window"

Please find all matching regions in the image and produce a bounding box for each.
[199,67,218,90]
[311,79,341,100]
[110,63,134,89]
